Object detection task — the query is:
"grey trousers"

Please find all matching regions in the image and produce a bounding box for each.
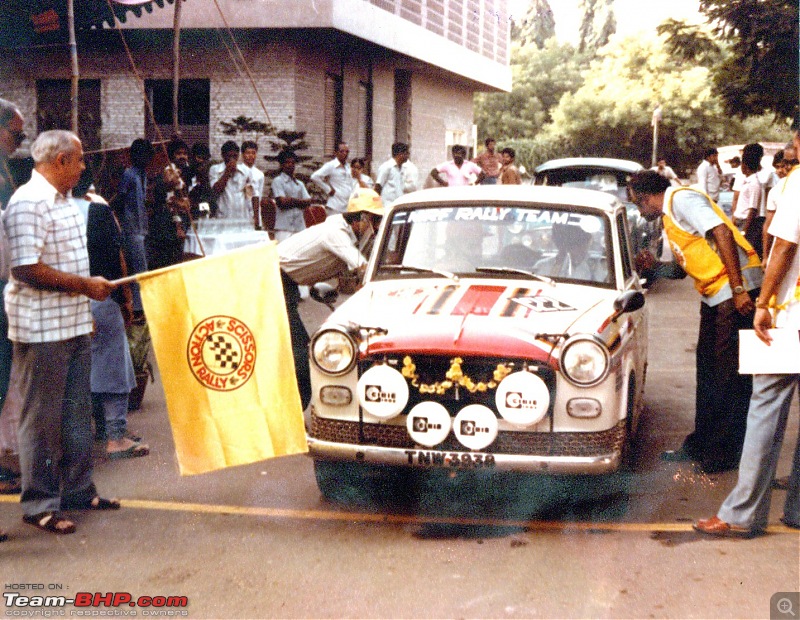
[15,336,97,515]
[718,373,800,530]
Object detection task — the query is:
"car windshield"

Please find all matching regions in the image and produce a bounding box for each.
[374,204,614,287]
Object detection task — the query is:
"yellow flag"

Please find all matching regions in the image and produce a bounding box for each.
[138,242,307,475]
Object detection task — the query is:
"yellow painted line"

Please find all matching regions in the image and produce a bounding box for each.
[2,494,797,534]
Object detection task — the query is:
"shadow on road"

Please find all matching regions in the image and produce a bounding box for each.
[315,461,634,538]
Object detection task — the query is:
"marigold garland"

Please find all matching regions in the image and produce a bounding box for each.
[400,356,513,395]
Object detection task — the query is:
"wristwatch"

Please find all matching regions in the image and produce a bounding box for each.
[732,285,746,295]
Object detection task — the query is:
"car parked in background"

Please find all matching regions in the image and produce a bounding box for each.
[306,185,649,500]
[533,158,663,263]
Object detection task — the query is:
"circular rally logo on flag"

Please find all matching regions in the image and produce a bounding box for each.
[186,315,256,391]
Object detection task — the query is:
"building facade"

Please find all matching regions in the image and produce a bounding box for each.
[0,0,510,179]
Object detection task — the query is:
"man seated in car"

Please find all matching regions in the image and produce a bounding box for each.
[533,222,606,282]
[434,219,488,273]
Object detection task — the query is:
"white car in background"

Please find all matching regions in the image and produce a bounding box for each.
[306,186,649,500]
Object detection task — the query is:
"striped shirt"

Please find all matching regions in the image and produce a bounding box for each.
[277,214,366,285]
[3,170,92,343]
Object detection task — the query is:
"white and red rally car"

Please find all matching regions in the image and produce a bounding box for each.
[306,185,648,496]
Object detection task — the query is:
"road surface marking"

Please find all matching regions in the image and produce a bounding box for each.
[1,494,796,533]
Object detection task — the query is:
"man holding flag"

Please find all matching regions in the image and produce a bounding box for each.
[5,130,118,535]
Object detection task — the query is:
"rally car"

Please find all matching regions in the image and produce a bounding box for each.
[306,185,648,497]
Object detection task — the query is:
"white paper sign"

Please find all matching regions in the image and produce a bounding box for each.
[739,329,800,374]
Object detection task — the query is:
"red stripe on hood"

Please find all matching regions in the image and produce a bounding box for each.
[366,326,554,362]
[451,285,506,316]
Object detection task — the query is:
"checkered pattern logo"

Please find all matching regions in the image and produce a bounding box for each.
[207,334,240,370]
[187,316,257,392]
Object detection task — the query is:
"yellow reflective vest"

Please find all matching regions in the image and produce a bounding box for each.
[663,187,761,297]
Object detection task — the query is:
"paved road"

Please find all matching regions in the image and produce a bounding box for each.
[1,276,797,618]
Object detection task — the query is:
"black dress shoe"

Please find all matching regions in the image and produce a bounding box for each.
[661,447,696,462]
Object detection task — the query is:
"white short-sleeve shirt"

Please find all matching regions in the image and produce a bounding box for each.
[3,170,93,343]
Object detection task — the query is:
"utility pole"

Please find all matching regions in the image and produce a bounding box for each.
[651,104,662,168]
[68,0,79,133]
[172,0,183,137]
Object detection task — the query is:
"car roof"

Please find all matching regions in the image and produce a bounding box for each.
[534,157,644,174]
[388,184,621,215]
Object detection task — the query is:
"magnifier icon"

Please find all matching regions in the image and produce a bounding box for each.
[778,598,796,616]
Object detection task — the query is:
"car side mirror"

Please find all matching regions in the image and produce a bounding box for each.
[310,282,339,311]
[611,290,645,322]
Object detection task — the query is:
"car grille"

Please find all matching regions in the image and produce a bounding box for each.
[313,354,622,457]
[310,413,626,457]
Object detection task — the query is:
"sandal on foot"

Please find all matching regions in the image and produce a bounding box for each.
[23,511,76,535]
[62,496,121,511]
[0,478,21,495]
[125,430,143,443]
[0,528,7,542]
[108,442,149,460]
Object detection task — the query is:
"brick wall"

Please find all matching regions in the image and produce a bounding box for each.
[0,28,476,186]
[0,76,35,150]
[368,0,509,65]
[410,70,473,178]
[102,76,145,150]
[370,62,396,171]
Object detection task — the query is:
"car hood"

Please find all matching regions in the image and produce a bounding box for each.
[324,279,621,362]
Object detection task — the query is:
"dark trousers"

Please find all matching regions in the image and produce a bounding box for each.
[745,217,766,260]
[281,270,311,410]
[15,336,98,515]
[684,292,757,467]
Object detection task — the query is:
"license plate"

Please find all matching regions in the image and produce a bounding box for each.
[404,449,496,469]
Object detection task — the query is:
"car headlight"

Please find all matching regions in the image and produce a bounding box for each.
[560,336,610,387]
[311,329,357,375]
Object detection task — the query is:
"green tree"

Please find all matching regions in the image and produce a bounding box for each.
[219,115,275,149]
[514,0,556,49]
[659,0,798,120]
[537,34,787,173]
[474,40,589,140]
[578,0,616,53]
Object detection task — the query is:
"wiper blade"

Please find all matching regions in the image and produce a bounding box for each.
[381,264,459,281]
[475,266,554,284]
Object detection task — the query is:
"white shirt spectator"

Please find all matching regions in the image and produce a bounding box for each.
[766,170,800,327]
[651,164,680,185]
[310,158,352,213]
[271,171,310,240]
[209,162,250,220]
[242,164,265,202]
[766,176,790,213]
[732,173,763,223]
[695,159,722,202]
[376,158,418,206]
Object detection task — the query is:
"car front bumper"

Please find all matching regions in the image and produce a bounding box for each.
[307,437,622,475]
